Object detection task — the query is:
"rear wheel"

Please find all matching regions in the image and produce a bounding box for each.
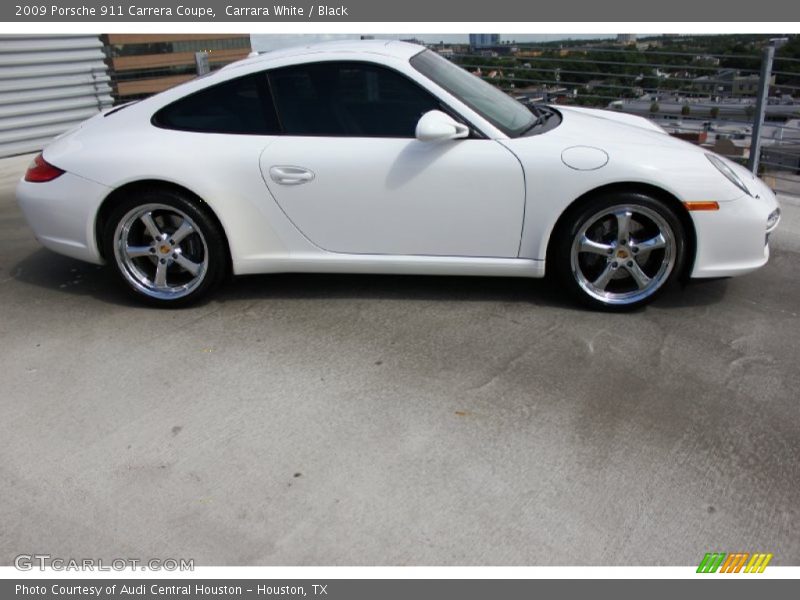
[551,192,686,310]
[103,189,227,307]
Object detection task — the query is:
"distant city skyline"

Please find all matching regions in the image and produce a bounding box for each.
[251,33,621,52]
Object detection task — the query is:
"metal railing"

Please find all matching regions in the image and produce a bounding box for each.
[451,40,800,196]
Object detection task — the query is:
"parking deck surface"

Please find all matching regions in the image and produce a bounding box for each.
[1,153,799,565]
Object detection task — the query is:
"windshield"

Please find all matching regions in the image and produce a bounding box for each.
[410,49,536,137]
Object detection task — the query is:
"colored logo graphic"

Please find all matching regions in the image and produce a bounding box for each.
[697,552,773,573]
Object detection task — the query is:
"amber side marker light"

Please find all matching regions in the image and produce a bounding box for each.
[24,153,65,183]
[684,201,720,211]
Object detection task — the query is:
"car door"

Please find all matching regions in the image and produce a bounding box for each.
[258,61,525,258]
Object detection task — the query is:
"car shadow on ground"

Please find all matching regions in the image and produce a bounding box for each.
[11,248,730,311]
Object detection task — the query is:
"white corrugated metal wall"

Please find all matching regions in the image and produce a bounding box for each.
[0,35,113,158]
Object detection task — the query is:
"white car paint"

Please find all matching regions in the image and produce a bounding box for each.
[17,40,779,293]
[259,136,525,257]
[557,105,668,133]
[498,107,778,276]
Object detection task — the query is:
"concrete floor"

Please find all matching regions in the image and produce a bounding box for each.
[1,153,799,566]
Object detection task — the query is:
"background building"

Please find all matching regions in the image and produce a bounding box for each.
[693,69,777,96]
[469,34,500,50]
[0,35,113,158]
[102,34,252,102]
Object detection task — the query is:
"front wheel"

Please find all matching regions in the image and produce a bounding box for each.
[103,189,228,307]
[551,192,687,311]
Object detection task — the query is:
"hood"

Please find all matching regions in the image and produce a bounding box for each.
[548,105,703,154]
[557,106,667,133]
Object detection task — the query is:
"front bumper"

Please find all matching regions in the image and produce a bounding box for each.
[690,176,780,278]
[16,172,109,265]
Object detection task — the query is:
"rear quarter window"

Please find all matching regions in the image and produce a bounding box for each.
[152,73,280,135]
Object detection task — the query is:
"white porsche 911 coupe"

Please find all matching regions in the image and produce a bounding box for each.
[17,40,781,310]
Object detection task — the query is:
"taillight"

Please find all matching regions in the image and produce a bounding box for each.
[24,153,65,183]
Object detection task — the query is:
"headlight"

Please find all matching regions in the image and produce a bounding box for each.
[706,153,752,197]
[767,208,781,232]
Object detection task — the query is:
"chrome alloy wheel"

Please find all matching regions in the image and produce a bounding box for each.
[569,204,677,306]
[113,203,209,300]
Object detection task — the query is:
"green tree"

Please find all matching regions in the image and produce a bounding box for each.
[681,104,691,116]
[650,101,660,113]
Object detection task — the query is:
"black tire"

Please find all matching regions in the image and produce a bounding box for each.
[102,187,228,307]
[550,191,687,311]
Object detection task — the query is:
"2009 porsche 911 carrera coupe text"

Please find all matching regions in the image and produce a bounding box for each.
[17,40,781,309]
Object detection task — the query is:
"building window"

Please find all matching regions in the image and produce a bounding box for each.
[110,37,250,57]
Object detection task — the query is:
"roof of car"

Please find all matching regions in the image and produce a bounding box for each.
[224,39,426,71]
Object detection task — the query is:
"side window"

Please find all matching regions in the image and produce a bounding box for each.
[153,73,280,135]
[268,62,441,137]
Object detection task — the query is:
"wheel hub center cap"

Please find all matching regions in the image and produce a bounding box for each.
[616,249,629,259]
[159,244,171,254]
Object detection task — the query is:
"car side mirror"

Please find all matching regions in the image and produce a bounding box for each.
[415,110,470,142]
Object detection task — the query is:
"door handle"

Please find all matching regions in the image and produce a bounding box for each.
[269,165,315,186]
